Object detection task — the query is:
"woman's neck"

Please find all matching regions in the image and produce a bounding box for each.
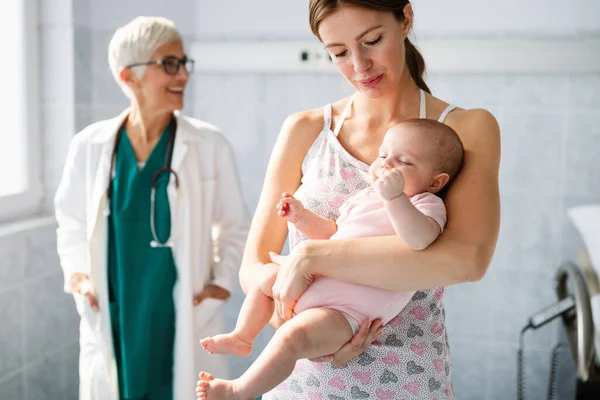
[126,103,172,144]
[354,75,422,128]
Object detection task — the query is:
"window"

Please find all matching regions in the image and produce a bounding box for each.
[0,0,41,221]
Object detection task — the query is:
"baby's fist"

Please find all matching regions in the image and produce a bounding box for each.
[277,192,305,224]
[374,168,405,200]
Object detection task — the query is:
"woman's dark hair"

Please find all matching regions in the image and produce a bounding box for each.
[309,0,430,94]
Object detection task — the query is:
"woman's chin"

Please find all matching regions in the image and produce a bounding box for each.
[170,100,185,111]
[359,86,386,99]
[162,102,184,113]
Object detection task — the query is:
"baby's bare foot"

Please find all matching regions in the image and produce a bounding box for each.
[200,333,252,357]
[196,372,242,400]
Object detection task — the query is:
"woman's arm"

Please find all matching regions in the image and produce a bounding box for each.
[383,194,441,251]
[281,109,501,294]
[238,110,324,294]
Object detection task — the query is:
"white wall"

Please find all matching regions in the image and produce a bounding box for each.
[89,0,196,35]
[412,0,600,37]
[194,0,600,39]
[196,0,311,39]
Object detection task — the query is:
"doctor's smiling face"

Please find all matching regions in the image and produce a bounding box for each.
[121,40,190,114]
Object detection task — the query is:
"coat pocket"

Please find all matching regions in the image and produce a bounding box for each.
[194,297,226,334]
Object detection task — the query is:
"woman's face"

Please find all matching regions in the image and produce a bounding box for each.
[128,40,189,113]
[318,5,412,98]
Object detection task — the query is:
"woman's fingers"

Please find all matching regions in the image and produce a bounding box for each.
[277,296,287,321]
[365,319,384,345]
[86,292,100,312]
[308,355,334,363]
[328,318,384,367]
[282,299,295,321]
[72,276,99,312]
[354,318,383,352]
[193,292,205,306]
[349,319,372,348]
[274,292,293,321]
[269,252,288,265]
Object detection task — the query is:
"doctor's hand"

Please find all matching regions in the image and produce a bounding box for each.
[269,251,314,321]
[193,285,230,306]
[69,273,99,312]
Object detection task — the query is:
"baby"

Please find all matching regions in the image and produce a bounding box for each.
[196,118,464,400]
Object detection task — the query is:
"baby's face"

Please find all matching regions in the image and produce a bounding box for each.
[370,124,440,197]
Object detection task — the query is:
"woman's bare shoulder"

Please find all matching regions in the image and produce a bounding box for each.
[444,107,500,148]
[282,108,323,137]
[278,105,327,150]
[281,97,352,139]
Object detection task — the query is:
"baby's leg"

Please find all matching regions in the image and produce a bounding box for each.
[197,308,353,400]
[200,284,273,357]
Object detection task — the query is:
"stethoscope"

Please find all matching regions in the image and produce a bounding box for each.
[104,117,179,248]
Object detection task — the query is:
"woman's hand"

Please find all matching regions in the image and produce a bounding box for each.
[310,318,384,367]
[69,273,99,312]
[193,285,230,306]
[257,263,280,298]
[269,251,314,321]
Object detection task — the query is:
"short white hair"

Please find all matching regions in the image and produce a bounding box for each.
[108,16,182,98]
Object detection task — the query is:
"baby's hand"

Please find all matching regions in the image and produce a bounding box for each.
[277,192,305,224]
[374,168,405,200]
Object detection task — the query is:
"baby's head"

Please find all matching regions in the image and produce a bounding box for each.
[370,119,464,197]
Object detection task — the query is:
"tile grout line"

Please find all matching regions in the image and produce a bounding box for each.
[22,284,27,400]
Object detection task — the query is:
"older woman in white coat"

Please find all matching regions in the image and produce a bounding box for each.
[54,16,248,400]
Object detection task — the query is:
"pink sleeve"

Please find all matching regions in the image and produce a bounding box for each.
[336,197,353,226]
[409,193,447,232]
[336,189,367,225]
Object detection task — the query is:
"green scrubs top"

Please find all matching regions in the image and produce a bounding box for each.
[108,121,178,400]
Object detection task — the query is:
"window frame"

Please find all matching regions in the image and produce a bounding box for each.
[0,0,42,222]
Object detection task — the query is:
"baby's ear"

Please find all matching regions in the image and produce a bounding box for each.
[429,173,449,194]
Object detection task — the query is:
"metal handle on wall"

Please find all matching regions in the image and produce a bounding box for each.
[554,261,595,381]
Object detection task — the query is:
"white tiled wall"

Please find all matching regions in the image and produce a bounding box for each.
[193,0,600,39]
[0,219,80,400]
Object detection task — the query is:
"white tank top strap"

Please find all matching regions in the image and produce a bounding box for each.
[323,103,333,132]
[438,104,457,123]
[419,89,427,119]
[332,96,354,137]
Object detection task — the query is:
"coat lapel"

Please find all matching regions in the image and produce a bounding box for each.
[168,114,197,241]
[88,110,129,239]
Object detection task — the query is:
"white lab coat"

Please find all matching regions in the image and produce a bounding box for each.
[54,110,248,400]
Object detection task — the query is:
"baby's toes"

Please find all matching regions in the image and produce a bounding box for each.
[198,371,214,381]
[197,380,208,389]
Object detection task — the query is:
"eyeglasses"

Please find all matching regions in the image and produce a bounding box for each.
[126,55,195,76]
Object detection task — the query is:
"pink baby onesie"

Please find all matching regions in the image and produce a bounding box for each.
[294,187,446,333]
